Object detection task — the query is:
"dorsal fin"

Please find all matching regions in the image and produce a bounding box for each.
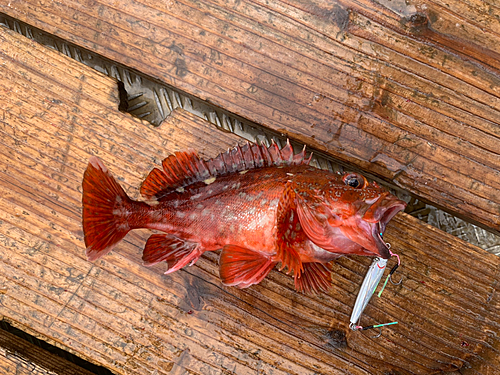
[140,140,311,200]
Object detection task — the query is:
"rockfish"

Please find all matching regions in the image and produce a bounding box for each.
[82,141,406,293]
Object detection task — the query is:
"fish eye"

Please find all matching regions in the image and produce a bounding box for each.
[343,173,365,189]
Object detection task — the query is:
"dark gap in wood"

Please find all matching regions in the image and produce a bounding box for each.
[117,80,129,113]
[0,320,114,375]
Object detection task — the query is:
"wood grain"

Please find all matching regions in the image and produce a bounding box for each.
[2,0,500,234]
[0,328,97,375]
[1,26,500,374]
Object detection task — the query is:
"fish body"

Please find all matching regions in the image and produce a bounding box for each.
[82,141,406,293]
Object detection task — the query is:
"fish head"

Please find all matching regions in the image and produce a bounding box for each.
[298,172,407,259]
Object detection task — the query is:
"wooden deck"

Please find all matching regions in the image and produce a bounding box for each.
[2,0,500,234]
[0,327,97,375]
[1,25,500,374]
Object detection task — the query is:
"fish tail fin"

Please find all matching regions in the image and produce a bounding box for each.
[219,245,277,288]
[82,157,135,261]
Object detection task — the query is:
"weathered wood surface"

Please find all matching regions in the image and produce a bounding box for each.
[0,328,96,375]
[1,26,500,375]
[1,0,500,235]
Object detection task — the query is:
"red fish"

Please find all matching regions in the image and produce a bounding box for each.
[82,141,406,293]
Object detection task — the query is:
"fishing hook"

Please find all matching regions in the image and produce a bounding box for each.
[390,272,403,285]
[371,327,382,339]
[387,247,403,286]
[349,322,397,337]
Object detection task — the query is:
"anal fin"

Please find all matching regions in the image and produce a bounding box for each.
[143,234,201,274]
[219,245,277,288]
[294,262,333,294]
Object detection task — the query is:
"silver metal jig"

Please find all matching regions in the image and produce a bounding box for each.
[349,257,388,330]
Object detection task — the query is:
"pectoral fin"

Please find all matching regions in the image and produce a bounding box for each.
[295,194,340,251]
[294,262,333,294]
[219,245,277,288]
[275,183,305,278]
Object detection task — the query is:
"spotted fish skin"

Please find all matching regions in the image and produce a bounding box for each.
[82,141,406,294]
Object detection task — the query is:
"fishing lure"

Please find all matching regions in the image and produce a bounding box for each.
[350,255,399,333]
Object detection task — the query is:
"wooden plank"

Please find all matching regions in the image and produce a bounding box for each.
[343,0,500,70]
[0,328,97,375]
[1,25,500,374]
[2,0,500,234]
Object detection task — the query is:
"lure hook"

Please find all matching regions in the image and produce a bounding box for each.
[390,272,403,285]
[385,248,403,287]
[371,327,382,339]
[349,322,398,336]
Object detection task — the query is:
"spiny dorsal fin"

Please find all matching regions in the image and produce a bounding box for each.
[140,140,311,200]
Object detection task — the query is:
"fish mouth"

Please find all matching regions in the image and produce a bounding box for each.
[370,201,407,259]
